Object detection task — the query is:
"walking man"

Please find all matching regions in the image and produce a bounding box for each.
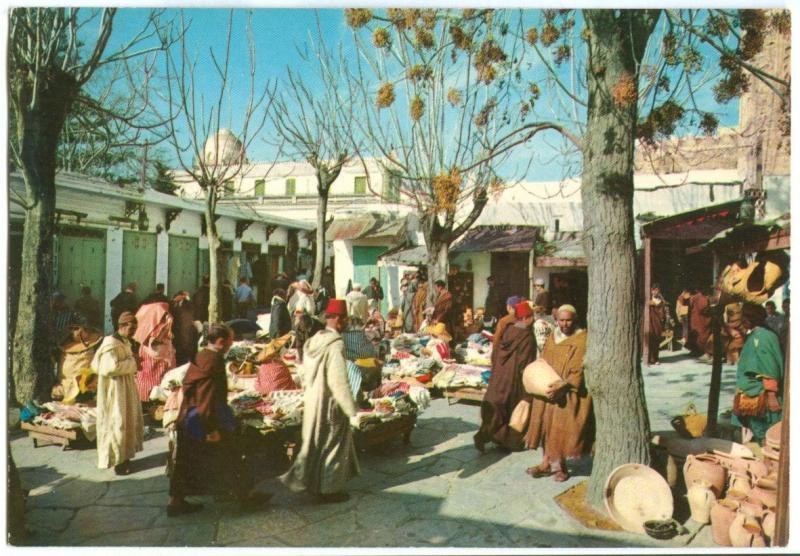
[281,299,360,503]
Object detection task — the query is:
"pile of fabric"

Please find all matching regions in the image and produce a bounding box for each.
[432,363,491,390]
[233,389,304,432]
[351,381,422,429]
[456,337,493,367]
[28,402,97,441]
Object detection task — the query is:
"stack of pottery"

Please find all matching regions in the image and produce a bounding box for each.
[694,422,782,547]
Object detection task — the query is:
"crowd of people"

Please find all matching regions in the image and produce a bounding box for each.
[41,264,788,515]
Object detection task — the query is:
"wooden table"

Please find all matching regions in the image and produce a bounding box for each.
[443,387,485,404]
[353,413,417,450]
[21,422,89,449]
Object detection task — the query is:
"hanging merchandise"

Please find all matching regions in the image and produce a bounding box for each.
[719,251,789,304]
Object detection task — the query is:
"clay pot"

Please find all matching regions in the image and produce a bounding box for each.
[729,513,767,548]
[747,459,769,480]
[728,472,751,496]
[687,480,716,524]
[710,499,739,546]
[739,498,765,519]
[750,482,778,509]
[762,510,776,544]
[684,454,727,497]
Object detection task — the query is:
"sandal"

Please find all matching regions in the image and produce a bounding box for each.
[553,469,570,482]
[114,462,132,476]
[526,464,552,478]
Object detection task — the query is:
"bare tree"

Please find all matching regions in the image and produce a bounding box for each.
[161,10,275,323]
[8,8,169,404]
[345,9,577,301]
[267,24,357,291]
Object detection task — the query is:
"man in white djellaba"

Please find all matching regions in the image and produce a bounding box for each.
[92,311,145,475]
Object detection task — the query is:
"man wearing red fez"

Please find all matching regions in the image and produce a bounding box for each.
[281,299,360,503]
[474,301,537,453]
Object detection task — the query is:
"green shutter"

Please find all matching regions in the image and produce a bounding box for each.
[168,235,199,297]
[122,231,157,295]
[254,179,265,196]
[57,232,106,311]
[354,176,367,194]
[286,178,296,196]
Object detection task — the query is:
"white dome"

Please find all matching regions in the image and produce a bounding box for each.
[201,129,244,166]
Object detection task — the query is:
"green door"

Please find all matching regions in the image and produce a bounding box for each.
[56,231,106,311]
[122,231,157,295]
[353,245,388,314]
[168,235,199,297]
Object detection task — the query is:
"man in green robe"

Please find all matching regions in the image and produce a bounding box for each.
[731,303,784,444]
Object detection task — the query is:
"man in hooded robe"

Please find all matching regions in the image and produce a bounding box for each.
[474,301,537,452]
[281,299,359,503]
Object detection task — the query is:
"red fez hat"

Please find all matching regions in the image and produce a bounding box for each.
[324,298,347,317]
[515,301,533,319]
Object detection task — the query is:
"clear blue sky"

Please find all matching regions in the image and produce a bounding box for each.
[108,8,740,182]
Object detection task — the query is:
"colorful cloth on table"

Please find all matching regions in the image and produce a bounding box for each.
[281,329,359,495]
[255,359,298,395]
[731,326,784,443]
[92,335,144,469]
[526,329,594,460]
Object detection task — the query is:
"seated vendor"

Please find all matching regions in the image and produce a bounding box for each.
[423,323,452,362]
[254,334,297,395]
[418,307,435,334]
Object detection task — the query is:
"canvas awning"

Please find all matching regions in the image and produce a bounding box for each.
[451,225,538,253]
[640,199,744,241]
[687,218,790,255]
[325,213,407,242]
[534,231,586,267]
[377,244,428,267]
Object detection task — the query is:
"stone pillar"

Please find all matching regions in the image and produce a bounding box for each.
[104,228,124,334]
[156,229,169,290]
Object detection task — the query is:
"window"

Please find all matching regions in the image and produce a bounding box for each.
[384,173,400,203]
[354,175,367,195]
[223,180,235,196]
[285,178,296,196]
[254,179,265,196]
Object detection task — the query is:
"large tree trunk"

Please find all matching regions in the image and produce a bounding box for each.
[11,74,77,404]
[581,10,659,507]
[421,215,450,306]
[311,190,328,290]
[205,188,221,324]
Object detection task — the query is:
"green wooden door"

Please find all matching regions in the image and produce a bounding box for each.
[353,245,388,314]
[122,231,157,295]
[168,235,199,297]
[56,231,106,311]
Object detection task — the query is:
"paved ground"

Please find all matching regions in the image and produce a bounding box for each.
[10,348,736,550]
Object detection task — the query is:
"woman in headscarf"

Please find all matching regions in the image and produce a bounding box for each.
[731,303,784,444]
[134,300,177,402]
[288,280,315,316]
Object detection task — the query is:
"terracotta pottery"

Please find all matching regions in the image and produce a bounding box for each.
[747,459,769,480]
[739,498,765,519]
[729,513,767,548]
[710,499,739,546]
[687,480,716,524]
[749,483,778,509]
[762,510,776,544]
[522,359,561,397]
[765,421,782,449]
[684,454,727,498]
[725,489,748,503]
[728,472,751,495]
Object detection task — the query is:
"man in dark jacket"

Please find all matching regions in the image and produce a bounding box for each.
[364,277,384,312]
[110,282,139,328]
[484,276,503,319]
[269,289,292,339]
[170,291,199,365]
[193,276,211,323]
[142,283,169,305]
[168,324,271,516]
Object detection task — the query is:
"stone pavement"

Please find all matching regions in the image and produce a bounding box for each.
[10,347,736,549]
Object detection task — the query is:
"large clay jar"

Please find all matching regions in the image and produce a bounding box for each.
[750,482,778,509]
[710,499,739,546]
[739,498,765,519]
[729,513,767,548]
[728,472,751,496]
[747,459,769,481]
[762,510,776,544]
[684,454,727,498]
[687,480,716,524]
